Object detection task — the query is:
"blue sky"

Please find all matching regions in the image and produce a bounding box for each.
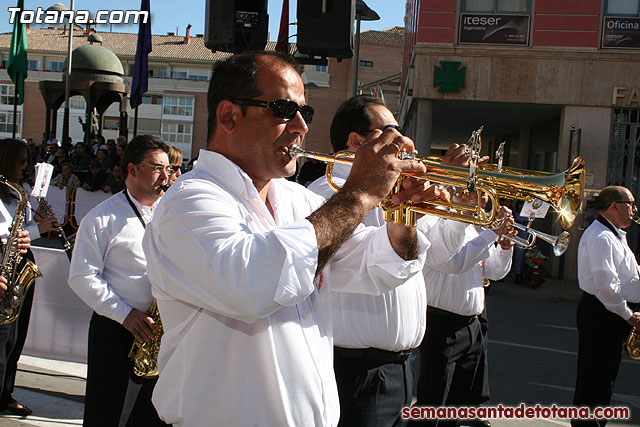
[0,0,405,40]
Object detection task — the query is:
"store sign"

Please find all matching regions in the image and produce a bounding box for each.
[602,16,640,49]
[458,13,530,45]
[612,86,640,106]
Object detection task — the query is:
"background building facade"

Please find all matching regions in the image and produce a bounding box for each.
[401,0,640,278]
[0,24,403,161]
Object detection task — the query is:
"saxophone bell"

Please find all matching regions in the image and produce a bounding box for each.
[626,327,640,360]
[128,301,163,378]
[0,175,42,325]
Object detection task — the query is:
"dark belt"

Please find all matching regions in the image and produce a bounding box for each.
[428,306,479,324]
[334,346,412,363]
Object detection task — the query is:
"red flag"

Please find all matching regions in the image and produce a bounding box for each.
[275,0,289,53]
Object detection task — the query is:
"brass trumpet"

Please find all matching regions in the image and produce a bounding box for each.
[291,146,585,230]
[504,222,571,256]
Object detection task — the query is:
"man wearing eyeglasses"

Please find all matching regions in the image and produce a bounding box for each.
[69,135,171,427]
[572,185,640,427]
[143,52,448,426]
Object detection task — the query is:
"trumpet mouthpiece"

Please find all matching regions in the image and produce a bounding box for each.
[288,145,304,159]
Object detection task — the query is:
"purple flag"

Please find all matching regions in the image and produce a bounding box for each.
[130,0,151,109]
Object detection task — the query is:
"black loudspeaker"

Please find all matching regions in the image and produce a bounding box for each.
[297,0,355,59]
[205,0,268,53]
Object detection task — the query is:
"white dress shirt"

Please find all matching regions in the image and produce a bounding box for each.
[578,217,640,320]
[143,149,427,427]
[418,218,513,316]
[307,163,427,351]
[68,190,155,324]
[0,193,40,246]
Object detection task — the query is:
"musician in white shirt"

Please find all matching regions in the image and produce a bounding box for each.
[416,193,515,427]
[143,52,446,427]
[307,96,432,427]
[0,138,56,417]
[68,135,171,427]
[571,186,640,427]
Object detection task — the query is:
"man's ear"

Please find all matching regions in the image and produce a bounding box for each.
[127,162,137,178]
[217,100,239,134]
[346,131,364,151]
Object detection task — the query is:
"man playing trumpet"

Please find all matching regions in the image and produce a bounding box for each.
[143,52,448,427]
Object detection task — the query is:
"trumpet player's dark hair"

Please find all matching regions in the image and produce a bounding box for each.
[120,134,170,180]
[596,186,629,211]
[206,51,302,141]
[330,95,386,152]
[0,138,28,204]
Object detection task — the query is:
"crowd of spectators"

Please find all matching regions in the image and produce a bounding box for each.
[25,135,131,194]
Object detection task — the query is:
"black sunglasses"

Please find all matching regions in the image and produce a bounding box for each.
[231,99,314,125]
[356,124,402,135]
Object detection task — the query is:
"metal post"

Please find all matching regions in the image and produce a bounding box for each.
[351,15,362,97]
[62,0,74,146]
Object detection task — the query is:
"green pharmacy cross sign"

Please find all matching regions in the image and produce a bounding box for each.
[434,61,466,93]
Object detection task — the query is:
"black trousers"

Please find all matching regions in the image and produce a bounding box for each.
[0,283,34,404]
[468,308,490,405]
[84,312,166,427]
[334,348,416,427]
[0,317,17,405]
[571,292,631,427]
[416,308,486,427]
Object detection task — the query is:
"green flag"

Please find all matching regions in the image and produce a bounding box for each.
[8,0,27,105]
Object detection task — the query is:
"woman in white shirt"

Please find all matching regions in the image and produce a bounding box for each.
[0,138,57,416]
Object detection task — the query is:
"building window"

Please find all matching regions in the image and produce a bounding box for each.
[162,96,194,119]
[162,122,192,144]
[28,60,38,71]
[151,69,167,78]
[459,0,531,45]
[463,0,529,12]
[142,94,163,105]
[103,118,120,130]
[0,85,21,136]
[314,65,328,73]
[171,71,188,79]
[603,1,640,47]
[69,95,86,111]
[48,60,65,72]
[359,60,373,67]
[0,85,16,106]
[607,0,639,15]
[0,111,21,135]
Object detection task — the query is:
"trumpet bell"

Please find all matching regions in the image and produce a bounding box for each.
[291,145,585,231]
[553,231,571,257]
[559,157,586,230]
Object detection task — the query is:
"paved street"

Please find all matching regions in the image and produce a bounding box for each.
[0,277,638,426]
[486,278,640,427]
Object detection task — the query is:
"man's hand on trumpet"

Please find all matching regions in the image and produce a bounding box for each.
[491,206,517,250]
[345,126,450,210]
[441,142,490,168]
[338,126,450,260]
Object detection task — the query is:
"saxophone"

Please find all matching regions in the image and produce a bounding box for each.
[128,300,163,378]
[0,176,42,325]
[626,327,640,360]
